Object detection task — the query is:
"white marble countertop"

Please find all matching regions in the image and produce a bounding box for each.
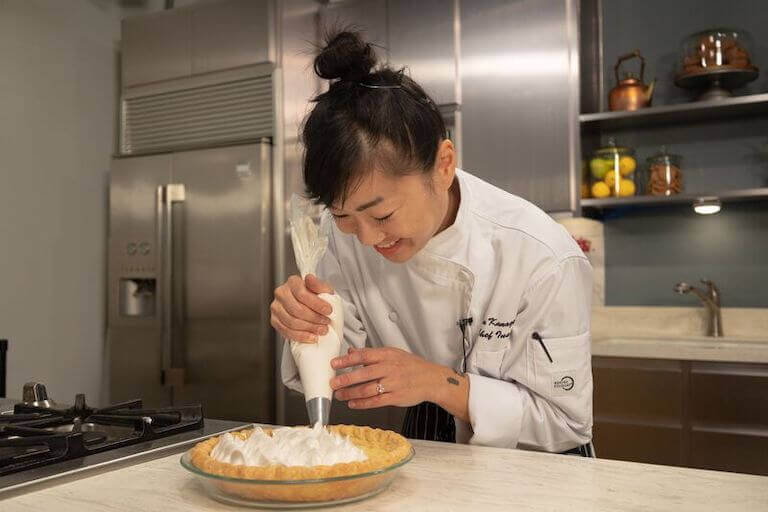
[590,307,768,363]
[592,336,768,363]
[3,437,767,511]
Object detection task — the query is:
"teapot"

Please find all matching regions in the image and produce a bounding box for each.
[609,50,656,111]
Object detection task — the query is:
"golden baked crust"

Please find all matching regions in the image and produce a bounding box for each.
[188,425,413,503]
[190,424,411,480]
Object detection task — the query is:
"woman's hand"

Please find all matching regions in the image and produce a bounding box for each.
[270,274,335,343]
[330,347,469,421]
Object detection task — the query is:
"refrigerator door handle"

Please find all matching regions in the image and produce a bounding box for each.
[158,184,186,389]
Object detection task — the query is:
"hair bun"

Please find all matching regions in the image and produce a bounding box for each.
[314,31,376,82]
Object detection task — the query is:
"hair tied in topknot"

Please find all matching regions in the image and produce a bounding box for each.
[314,30,377,82]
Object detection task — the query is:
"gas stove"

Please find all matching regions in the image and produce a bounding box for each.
[0,383,246,496]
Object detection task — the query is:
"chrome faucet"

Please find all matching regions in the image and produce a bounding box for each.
[673,279,724,337]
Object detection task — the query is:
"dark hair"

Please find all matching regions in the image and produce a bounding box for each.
[302,30,447,207]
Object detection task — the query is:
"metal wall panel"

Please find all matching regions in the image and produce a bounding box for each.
[121,75,273,154]
[191,0,271,75]
[460,0,579,213]
[122,9,192,88]
[579,0,603,114]
[122,0,274,89]
[388,0,458,106]
[320,0,388,56]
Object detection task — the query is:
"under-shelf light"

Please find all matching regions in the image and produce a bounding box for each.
[693,197,721,215]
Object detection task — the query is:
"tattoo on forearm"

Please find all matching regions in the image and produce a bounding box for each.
[447,368,466,386]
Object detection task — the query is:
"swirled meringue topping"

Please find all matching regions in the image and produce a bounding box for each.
[209,423,367,467]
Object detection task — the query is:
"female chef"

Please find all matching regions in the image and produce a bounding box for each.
[272,31,594,456]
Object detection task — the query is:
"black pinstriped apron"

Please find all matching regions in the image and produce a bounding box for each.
[401,402,456,443]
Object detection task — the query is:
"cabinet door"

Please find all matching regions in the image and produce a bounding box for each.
[460,0,579,213]
[122,9,192,87]
[191,0,272,74]
[594,422,683,466]
[689,362,768,475]
[592,357,684,465]
[593,357,683,422]
[690,429,768,476]
[388,0,457,106]
[690,362,768,426]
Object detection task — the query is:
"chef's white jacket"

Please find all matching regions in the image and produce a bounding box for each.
[282,169,593,452]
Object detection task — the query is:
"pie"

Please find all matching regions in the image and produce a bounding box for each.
[188,424,413,503]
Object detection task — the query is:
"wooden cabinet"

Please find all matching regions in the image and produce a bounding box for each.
[594,422,683,466]
[593,357,768,475]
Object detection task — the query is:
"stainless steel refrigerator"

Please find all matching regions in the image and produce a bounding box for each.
[106,141,274,422]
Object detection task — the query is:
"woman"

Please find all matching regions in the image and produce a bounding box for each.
[273,31,594,455]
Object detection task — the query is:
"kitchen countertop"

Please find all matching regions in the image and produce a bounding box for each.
[3,435,767,511]
[592,336,768,363]
[590,307,768,363]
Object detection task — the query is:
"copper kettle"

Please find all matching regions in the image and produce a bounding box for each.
[609,50,656,111]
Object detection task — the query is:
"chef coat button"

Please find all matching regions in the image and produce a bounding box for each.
[388,311,398,322]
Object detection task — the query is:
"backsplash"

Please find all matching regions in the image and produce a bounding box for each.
[603,202,768,307]
[592,306,768,340]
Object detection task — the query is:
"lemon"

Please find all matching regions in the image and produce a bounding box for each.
[619,156,636,176]
[619,179,636,197]
[604,171,618,187]
[591,181,610,198]
[589,158,609,180]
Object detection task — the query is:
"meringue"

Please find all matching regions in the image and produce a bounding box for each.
[209,423,367,467]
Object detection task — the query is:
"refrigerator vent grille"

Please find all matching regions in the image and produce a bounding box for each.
[121,76,272,154]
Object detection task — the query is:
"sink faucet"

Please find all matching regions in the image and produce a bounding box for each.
[673,279,724,337]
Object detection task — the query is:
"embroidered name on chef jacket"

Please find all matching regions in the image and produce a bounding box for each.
[477,317,514,341]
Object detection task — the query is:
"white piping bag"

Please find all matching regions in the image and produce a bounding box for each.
[288,194,344,425]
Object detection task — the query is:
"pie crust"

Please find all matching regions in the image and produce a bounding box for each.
[188,424,413,503]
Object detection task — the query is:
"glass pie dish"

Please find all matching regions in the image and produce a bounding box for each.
[180,447,415,509]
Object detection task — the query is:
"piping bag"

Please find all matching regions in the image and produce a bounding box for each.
[288,194,344,426]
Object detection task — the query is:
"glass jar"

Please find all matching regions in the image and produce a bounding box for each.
[589,138,637,198]
[679,28,756,74]
[581,159,590,198]
[645,147,683,196]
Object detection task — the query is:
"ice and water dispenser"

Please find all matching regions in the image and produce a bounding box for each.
[119,278,156,317]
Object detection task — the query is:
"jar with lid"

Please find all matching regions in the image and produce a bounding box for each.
[645,147,683,196]
[675,28,758,100]
[581,159,590,198]
[588,138,637,198]
[679,28,756,73]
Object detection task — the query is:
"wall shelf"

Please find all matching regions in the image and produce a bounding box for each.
[580,93,768,131]
[581,187,768,211]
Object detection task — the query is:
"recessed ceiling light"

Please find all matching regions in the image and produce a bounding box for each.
[693,197,721,215]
